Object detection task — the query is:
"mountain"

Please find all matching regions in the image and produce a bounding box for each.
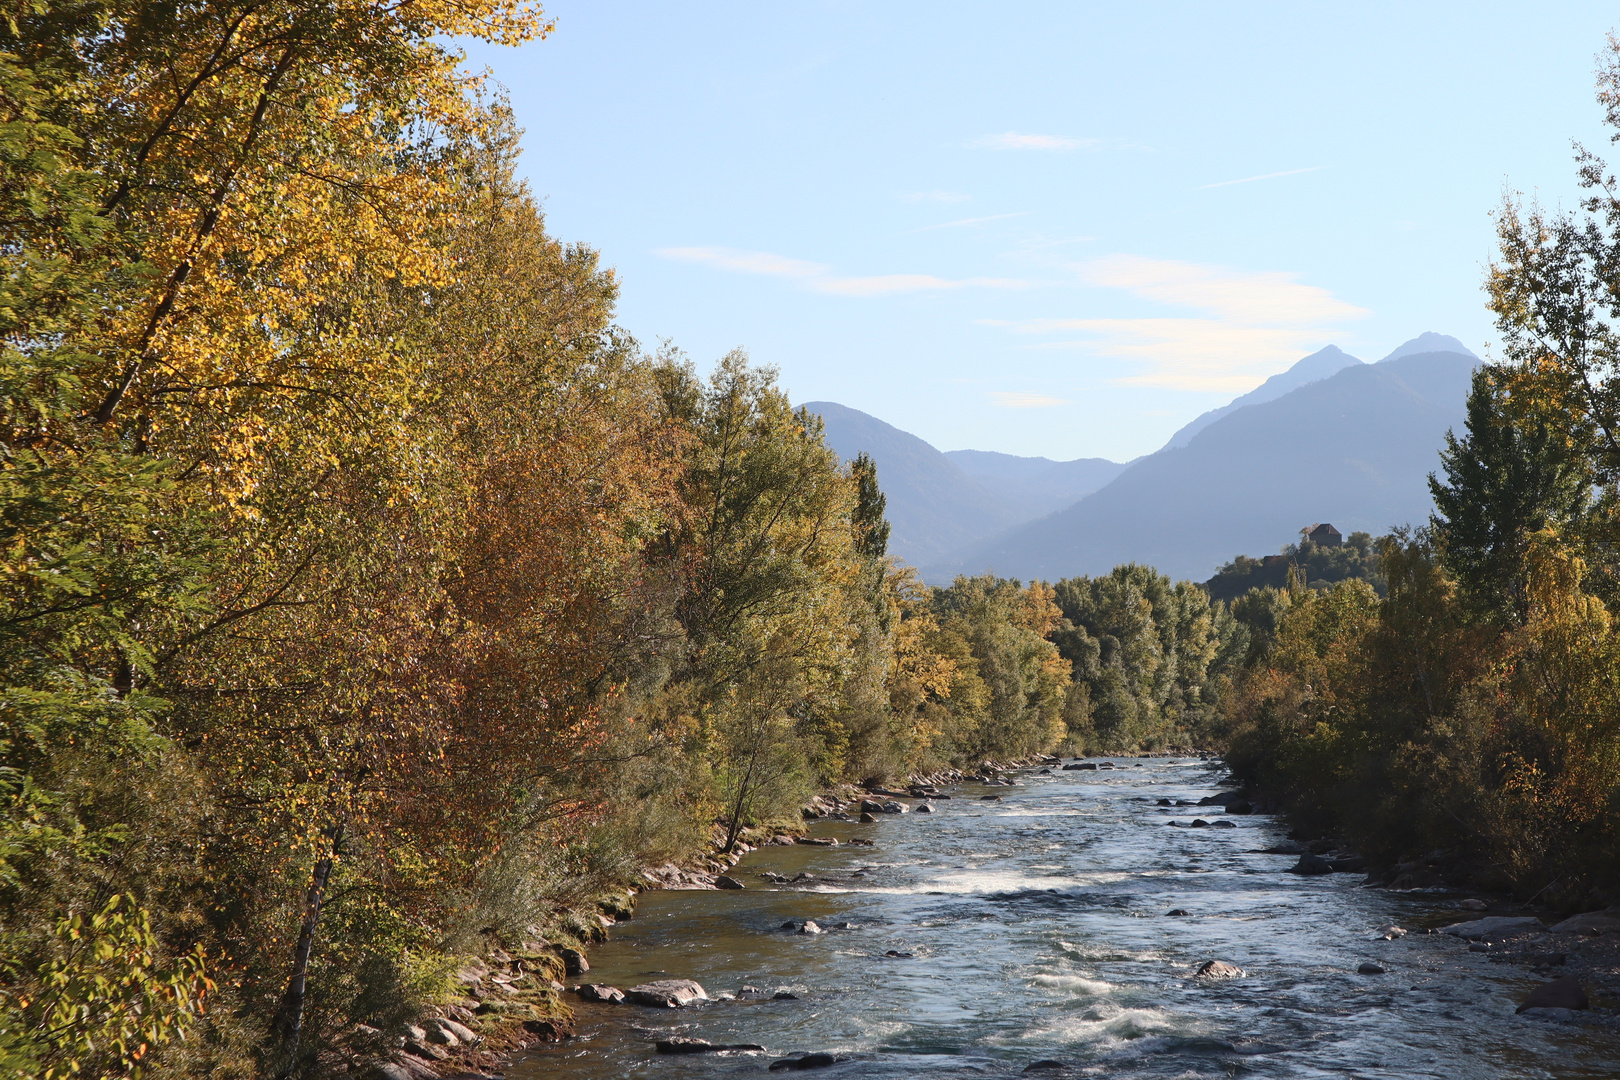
[1160,345,1363,450]
[1379,331,1475,363]
[922,343,1478,583]
[803,402,1123,568]
[805,401,1011,566]
[944,450,1127,518]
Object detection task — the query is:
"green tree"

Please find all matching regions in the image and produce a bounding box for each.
[1430,366,1589,623]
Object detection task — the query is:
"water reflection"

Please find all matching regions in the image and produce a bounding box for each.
[512,760,1619,1078]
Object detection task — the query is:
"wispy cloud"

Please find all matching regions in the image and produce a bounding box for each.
[903,191,970,204]
[981,255,1367,392]
[657,247,826,279]
[1197,166,1322,190]
[656,246,1028,297]
[971,131,1097,151]
[992,391,1070,408]
[907,212,1029,234]
[1074,254,1365,325]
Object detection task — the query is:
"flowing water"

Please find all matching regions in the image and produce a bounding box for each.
[512,759,1619,1078]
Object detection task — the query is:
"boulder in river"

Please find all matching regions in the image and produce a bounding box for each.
[1516,975,1588,1013]
[1288,852,1333,875]
[715,875,745,890]
[1194,960,1245,979]
[860,799,884,814]
[626,979,708,1007]
[657,1037,766,1054]
[799,920,824,935]
[1157,798,1174,806]
[860,812,878,823]
[1357,962,1387,975]
[1442,916,1543,940]
[882,800,909,814]
[575,983,624,1003]
[1549,911,1620,935]
[980,794,1002,801]
[768,1052,837,1071]
[1189,819,1210,828]
[915,802,935,813]
[1373,925,1407,940]
[1210,820,1236,829]
[795,836,838,846]
[1166,908,1190,917]
[1062,763,1096,771]
[560,948,588,976]
[1458,898,1487,911]
[1224,800,1254,815]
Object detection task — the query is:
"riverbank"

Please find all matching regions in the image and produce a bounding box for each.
[367,758,1062,1078]
[498,757,1620,1078]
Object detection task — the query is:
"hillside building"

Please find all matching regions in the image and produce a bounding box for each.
[1303,523,1342,547]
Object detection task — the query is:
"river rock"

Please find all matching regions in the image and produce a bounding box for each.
[715,875,745,889]
[980,794,1002,801]
[575,983,624,1003]
[657,1036,766,1054]
[882,801,909,814]
[559,948,588,976]
[626,979,708,1007]
[1458,898,1488,911]
[768,1052,837,1071]
[1211,819,1236,828]
[1442,916,1543,940]
[1357,962,1387,975]
[1549,911,1620,935]
[1194,960,1245,979]
[1062,763,1095,771]
[427,1017,477,1045]
[1189,818,1210,828]
[1023,1061,1070,1073]
[1516,975,1588,1013]
[795,836,837,846]
[774,989,799,999]
[915,802,935,813]
[860,812,878,823]
[1166,908,1190,916]
[1261,840,1307,855]
[1289,852,1333,875]
[1157,798,1174,806]
[860,799,885,813]
[1198,791,1246,807]
[1224,800,1254,815]
[1373,925,1407,940]
[799,920,824,935]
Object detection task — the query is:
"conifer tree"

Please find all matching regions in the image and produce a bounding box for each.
[1429,366,1589,622]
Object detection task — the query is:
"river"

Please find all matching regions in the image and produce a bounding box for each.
[512,758,1619,1078]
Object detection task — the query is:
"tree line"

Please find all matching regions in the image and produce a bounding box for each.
[0,5,1232,1077]
[1217,41,1620,912]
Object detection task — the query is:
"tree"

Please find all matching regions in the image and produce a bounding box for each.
[1430,366,1589,623]
[850,452,890,560]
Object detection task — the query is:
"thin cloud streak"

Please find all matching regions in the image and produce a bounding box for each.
[971,131,1097,151]
[907,212,1029,233]
[656,246,1029,297]
[992,391,1070,408]
[1197,166,1323,190]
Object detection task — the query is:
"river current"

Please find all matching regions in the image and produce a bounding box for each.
[513,758,1619,1078]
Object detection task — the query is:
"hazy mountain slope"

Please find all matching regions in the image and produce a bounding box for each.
[926,349,1476,583]
[1161,345,1363,451]
[945,450,1127,518]
[803,401,1021,566]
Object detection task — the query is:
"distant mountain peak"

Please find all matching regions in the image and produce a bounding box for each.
[1379,332,1476,363]
[1159,344,1363,452]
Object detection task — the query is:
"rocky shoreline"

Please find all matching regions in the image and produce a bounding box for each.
[370,756,1620,1078]
[363,755,1057,1078]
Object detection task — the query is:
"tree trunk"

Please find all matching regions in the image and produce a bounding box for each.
[270,821,343,1079]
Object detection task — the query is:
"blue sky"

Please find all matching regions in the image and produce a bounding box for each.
[463,2,1617,461]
